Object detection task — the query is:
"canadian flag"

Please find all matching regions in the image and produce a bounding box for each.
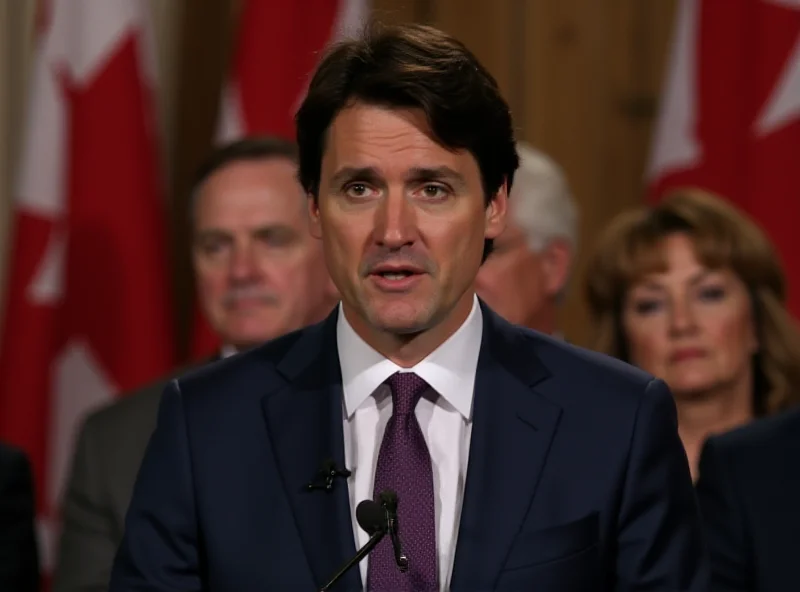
[647,0,800,312]
[0,0,175,573]
[190,0,369,359]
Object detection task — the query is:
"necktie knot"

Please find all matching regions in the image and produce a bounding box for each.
[387,371,428,415]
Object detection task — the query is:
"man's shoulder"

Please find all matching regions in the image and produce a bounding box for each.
[534,329,651,381]
[505,322,657,403]
[699,407,800,512]
[176,323,324,403]
[81,372,181,440]
[78,356,219,446]
[0,441,30,475]
[707,405,800,463]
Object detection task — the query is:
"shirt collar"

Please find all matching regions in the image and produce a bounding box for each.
[337,295,483,421]
[220,345,237,359]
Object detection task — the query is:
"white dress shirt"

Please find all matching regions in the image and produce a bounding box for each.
[337,295,483,591]
[220,345,237,359]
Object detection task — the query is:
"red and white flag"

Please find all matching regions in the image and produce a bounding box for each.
[190,0,369,359]
[0,0,175,573]
[647,0,800,313]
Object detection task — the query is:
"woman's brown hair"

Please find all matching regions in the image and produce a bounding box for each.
[585,188,800,415]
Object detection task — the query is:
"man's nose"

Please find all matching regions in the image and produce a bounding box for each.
[228,243,259,281]
[372,190,417,248]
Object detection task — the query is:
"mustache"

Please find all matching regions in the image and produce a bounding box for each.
[359,248,436,276]
[222,286,280,307]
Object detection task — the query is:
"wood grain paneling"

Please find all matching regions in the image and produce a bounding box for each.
[433,0,521,114]
[171,0,236,358]
[372,0,429,24]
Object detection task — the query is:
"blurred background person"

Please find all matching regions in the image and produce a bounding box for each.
[52,136,339,592]
[475,142,577,334]
[0,441,38,592]
[191,137,338,353]
[584,189,800,479]
[695,403,800,591]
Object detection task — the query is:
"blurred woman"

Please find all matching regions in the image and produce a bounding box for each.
[585,188,800,479]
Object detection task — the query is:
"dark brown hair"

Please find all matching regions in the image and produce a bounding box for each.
[295,22,519,259]
[192,136,298,192]
[585,188,800,415]
[189,135,299,220]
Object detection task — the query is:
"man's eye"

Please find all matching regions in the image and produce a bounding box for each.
[418,184,449,200]
[198,240,226,256]
[344,183,377,199]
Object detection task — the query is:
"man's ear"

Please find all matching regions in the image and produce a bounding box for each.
[308,195,322,239]
[541,238,573,297]
[485,182,509,240]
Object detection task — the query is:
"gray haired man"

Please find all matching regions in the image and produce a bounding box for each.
[476,142,578,334]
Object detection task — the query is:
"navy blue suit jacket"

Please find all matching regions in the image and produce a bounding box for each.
[695,406,800,591]
[110,303,709,591]
[0,442,39,592]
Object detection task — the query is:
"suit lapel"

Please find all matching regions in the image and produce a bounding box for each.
[451,305,562,589]
[262,310,360,591]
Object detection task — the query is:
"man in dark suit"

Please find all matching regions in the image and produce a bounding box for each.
[52,137,339,592]
[695,406,800,591]
[110,23,709,591]
[0,441,39,591]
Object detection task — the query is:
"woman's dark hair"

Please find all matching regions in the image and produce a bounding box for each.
[295,22,519,259]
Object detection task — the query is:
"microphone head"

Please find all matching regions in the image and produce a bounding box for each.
[356,499,386,536]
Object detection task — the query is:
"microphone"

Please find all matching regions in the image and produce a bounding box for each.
[319,499,386,592]
[379,490,408,572]
[306,458,351,492]
[357,498,388,537]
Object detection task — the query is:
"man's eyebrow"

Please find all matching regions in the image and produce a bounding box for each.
[329,166,383,189]
[407,166,467,187]
[328,165,468,190]
[194,228,230,241]
[252,224,298,238]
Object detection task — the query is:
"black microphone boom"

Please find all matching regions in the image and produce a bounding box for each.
[319,500,386,592]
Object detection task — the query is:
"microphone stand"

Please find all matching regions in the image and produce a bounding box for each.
[319,530,385,592]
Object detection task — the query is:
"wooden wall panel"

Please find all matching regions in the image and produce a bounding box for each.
[523,0,614,344]
[372,0,429,24]
[171,0,236,358]
[432,0,521,116]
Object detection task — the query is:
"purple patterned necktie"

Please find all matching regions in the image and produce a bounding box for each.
[367,372,438,592]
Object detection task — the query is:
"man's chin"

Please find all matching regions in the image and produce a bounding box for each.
[364,306,435,336]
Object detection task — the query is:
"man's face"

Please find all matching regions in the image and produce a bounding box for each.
[310,103,507,341]
[476,219,572,331]
[193,158,336,350]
